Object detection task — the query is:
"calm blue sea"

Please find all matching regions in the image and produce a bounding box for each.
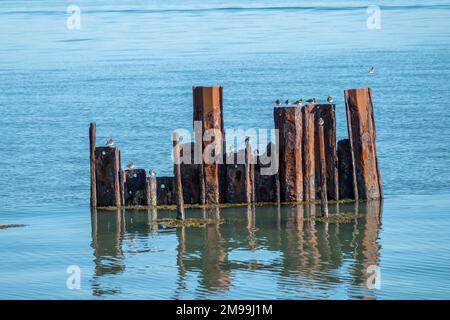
[0,0,450,299]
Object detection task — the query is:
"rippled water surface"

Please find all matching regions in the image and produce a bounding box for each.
[0,0,450,299]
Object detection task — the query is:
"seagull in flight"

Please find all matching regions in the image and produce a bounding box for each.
[369,66,375,74]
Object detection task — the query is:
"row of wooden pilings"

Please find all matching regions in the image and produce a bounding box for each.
[89,86,382,218]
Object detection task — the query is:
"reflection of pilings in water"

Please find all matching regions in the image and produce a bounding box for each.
[247,205,257,250]
[361,201,383,287]
[347,200,382,299]
[202,217,231,291]
[148,208,158,235]
[305,204,321,272]
[90,207,126,297]
[174,226,187,299]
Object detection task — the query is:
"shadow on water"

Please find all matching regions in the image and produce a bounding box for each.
[90,201,383,299]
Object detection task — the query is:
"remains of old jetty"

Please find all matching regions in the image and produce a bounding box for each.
[89,86,382,216]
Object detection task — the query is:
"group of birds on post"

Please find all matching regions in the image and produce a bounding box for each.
[275,96,333,108]
[105,139,156,177]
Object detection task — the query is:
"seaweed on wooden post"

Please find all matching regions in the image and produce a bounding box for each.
[344,88,383,200]
[173,132,185,220]
[318,118,329,217]
[89,122,97,207]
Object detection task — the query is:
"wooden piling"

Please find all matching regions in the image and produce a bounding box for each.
[156,177,175,205]
[344,88,383,200]
[193,86,225,204]
[173,132,185,220]
[89,122,97,207]
[146,176,157,206]
[274,107,303,202]
[244,143,255,203]
[124,169,147,206]
[254,143,278,203]
[314,104,339,200]
[180,142,201,204]
[318,119,329,217]
[302,104,316,201]
[95,146,121,207]
[337,139,354,199]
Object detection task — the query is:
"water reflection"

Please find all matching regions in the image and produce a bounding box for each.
[90,201,382,299]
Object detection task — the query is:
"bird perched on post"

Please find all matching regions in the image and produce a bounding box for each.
[126,162,135,170]
[106,139,114,147]
[229,144,235,154]
[245,136,250,145]
[306,98,316,104]
[295,99,303,107]
[285,99,291,107]
[149,168,155,177]
[318,118,324,126]
[369,66,375,74]
[275,99,281,107]
[327,96,333,104]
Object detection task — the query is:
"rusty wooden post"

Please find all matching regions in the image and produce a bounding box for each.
[302,104,316,202]
[344,88,383,200]
[314,104,339,200]
[95,146,121,207]
[89,122,97,207]
[173,132,185,220]
[318,119,329,217]
[193,86,224,204]
[274,107,303,202]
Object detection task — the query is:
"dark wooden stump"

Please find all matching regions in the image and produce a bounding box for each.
[180,142,201,204]
[344,88,383,200]
[124,169,147,206]
[225,161,246,203]
[255,143,278,203]
[95,146,121,207]
[89,123,97,207]
[274,107,303,202]
[337,139,354,200]
[156,177,175,205]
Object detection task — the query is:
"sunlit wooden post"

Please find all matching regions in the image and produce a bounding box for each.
[318,119,329,217]
[173,132,185,220]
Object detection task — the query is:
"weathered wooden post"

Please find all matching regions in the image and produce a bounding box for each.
[274,107,303,202]
[173,132,185,220]
[193,86,225,205]
[254,143,278,203]
[302,104,316,202]
[337,139,354,199]
[318,118,329,217]
[95,146,121,207]
[124,169,147,206]
[146,175,157,206]
[314,104,339,200]
[180,142,201,204]
[344,88,383,200]
[156,177,175,205]
[244,143,255,203]
[89,122,97,207]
